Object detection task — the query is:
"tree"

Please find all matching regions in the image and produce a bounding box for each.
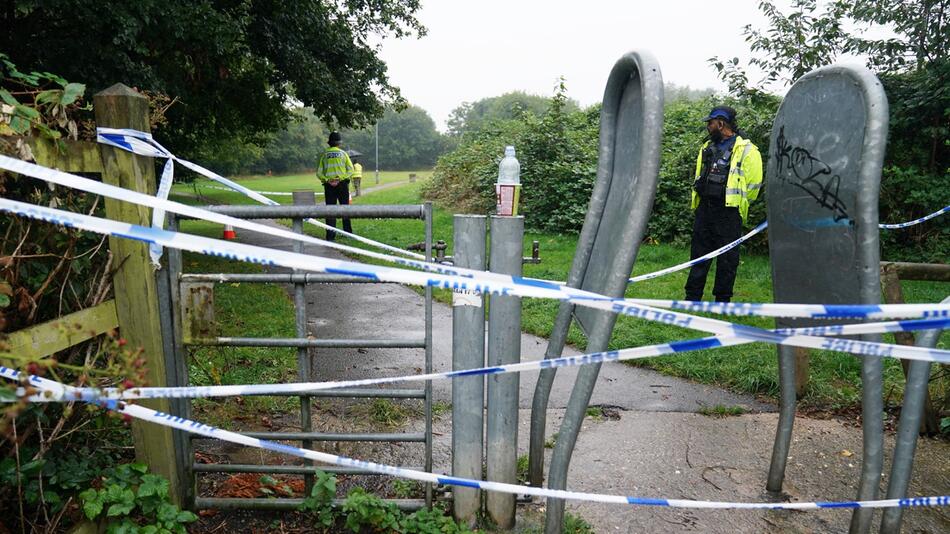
[344,105,444,170]
[446,91,578,137]
[0,0,424,158]
[709,0,949,261]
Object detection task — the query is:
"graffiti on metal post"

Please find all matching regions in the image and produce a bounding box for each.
[774,126,851,222]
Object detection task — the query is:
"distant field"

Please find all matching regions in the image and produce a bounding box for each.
[169,170,433,205]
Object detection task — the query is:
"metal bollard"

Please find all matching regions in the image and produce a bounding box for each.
[879,296,950,533]
[451,216,487,526]
[486,215,524,529]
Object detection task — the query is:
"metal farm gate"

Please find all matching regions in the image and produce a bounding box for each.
[165,198,434,511]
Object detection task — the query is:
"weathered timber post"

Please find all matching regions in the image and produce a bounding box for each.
[880,263,939,434]
[94,84,182,505]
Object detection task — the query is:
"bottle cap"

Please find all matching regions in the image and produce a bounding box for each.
[504,146,516,157]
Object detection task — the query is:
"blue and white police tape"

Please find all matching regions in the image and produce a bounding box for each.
[3,197,948,369]
[629,221,768,284]
[624,299,950,320]
[18,316,950,404]
[97,127,422,260]
[627,204,949,284]
[878,205,950,229]
[1,367,947,511]
[3,154,948,324]
[196,184,302,196]
[96,127,949,273]
[0,153,437,275]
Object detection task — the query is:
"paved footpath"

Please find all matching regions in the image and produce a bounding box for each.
[231,219,949,533]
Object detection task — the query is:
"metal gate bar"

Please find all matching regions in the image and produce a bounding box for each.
[169,201,434,511]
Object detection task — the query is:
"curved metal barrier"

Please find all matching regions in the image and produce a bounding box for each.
[524,49,665,534]
[764,64,889,534]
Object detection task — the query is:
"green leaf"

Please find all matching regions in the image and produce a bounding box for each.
[9,116,30,134]
[138,474,168,498]
[156,502,179,522]
[129,462,148,474]
[61,83,85,106]
[106,501,134,517]
[80,489,104,519]
[176,511,198,522]
[34,89,61,105]
[13,104,40,119]
[0,88,17,106]
[19,459,46,475]
[0,387,15,401]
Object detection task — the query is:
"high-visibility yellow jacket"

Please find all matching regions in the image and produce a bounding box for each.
[316,146,354,184]
[353,162,363,179]
[691,135,763,223]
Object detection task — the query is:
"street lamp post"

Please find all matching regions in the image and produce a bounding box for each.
[374,122,380,185]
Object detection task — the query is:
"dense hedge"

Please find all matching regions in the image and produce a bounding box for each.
[423,90,780,249]
[424,87,944,262]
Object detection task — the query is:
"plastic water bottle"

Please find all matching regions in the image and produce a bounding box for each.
[496,145,521,216]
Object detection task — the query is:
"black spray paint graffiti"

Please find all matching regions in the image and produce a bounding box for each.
[774,126,851,222]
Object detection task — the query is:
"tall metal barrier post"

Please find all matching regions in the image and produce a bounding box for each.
[486,215,524,528]
[451,215,487,526]
[292,191,316,493]
[94,84,184,505]
[764,65,888,534]
[880,297,950,533]
[539,51,663,534]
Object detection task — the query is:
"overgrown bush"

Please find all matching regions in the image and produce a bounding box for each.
[424,86,780,248]
[877,63,950,263]
[422,83,599,234]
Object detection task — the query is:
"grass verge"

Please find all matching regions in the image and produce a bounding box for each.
[347,181,950,411]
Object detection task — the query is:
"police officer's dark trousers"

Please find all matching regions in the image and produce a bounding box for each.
[323,180,353,240]
[684,199,742,302]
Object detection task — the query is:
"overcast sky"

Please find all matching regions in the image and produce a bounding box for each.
[378,0,775,130]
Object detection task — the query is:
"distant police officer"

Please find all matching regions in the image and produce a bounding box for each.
[351,154,363,197]
[317,132,354,241]
[684,106,763,303]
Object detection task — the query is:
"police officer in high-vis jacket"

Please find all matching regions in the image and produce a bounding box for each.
[684,106,763,303]
[317,131,354,241]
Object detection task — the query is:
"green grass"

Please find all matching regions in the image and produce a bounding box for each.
[177,219,300,425]
[342,180,950,411]
[169,170,432,206]
[174,176,949,413]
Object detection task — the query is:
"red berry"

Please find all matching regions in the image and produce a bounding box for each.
[121,379,135,389]
[121,414,133,423]
[26,362,40,376]
[117,338,128,347]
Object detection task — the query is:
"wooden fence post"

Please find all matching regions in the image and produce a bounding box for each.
[93,84,183,505]
[881,263,939,434]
